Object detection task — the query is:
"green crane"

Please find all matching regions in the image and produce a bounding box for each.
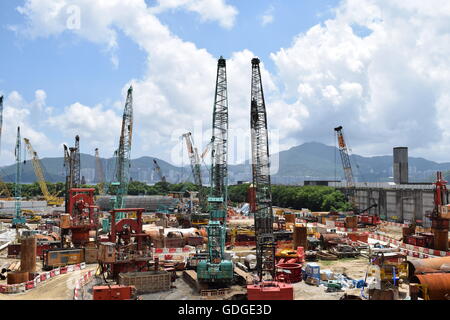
[197,56,233,283]
[12,126,26,227]
[111,86,134,219]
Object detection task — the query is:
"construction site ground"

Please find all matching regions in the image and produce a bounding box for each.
[0,265,97,300]
[0,222,423,300]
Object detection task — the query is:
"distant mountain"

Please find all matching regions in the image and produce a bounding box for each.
[1,142,449,185]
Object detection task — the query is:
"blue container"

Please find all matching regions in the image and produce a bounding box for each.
[305,263,320,280]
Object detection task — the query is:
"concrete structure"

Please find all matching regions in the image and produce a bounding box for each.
[393,147,408,184]
[95,195,179,211]
[331,182,434,227]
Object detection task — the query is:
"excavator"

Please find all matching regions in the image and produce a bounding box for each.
[356,203,380,226]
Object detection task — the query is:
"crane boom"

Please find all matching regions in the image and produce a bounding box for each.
[152,159,166,183]
[73,135,81,187]
[197,56,233,283]
[250,58,275,281]
[334,126,356,209]
[95,148,106,195]
[113,86,133,210]
[23,138,63,206]
[12,127,25,227]
[182,132,207,212]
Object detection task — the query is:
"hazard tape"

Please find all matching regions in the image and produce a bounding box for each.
[0,263,85,295]
[227,216,252,221]
[381,221,409,228]
[153,247,193,254]
[368,233,450,257]
[73,270,94,300]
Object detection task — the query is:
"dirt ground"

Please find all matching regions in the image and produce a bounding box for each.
[0,265,97,300]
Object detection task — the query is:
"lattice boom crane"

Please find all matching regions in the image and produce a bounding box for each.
[197,56,233,283]
[12,127,26,227]
[24,138,63,206]
[113,86,134,213]
[152,159,166,183]
[182,132,207,213]
[250,58,276,281]
[334,126,356,209]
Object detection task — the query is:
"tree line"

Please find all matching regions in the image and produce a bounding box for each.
[228,184,352,212]
[2,181,350,212]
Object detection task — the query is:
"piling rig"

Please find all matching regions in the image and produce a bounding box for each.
[63,136,81,212]
[247,58,293,300]
[197,57,233,284]
[334,126,357,210]
[12,127,26,227]
[111,86,134,220]
[60,188,100,247]
[98,208,152,280]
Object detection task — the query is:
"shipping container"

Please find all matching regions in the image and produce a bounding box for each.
[43,248,84,270]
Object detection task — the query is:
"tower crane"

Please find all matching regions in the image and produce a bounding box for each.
[152,159,166,183]
[334,126,357,210]
[95,148,106,195]
[182,132,208,215]
[111,86,134,220]
[197,56,233,283]
[247,58,293,300]
[23,138,63,206]
[12,127,26,227]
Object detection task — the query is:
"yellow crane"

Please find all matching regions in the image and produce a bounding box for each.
[23,138,64,206]
[0,176,12,199]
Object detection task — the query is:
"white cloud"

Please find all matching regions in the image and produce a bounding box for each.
[12,0,245,164]
[0,91,52,165]
[270,0,450,161]
[47,102,122,154]
[150,0,238,29]
[11,0,450,166]
[261,5,274,26]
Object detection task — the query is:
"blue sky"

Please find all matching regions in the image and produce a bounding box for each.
[0,0,338,111]
[1,0,449,166]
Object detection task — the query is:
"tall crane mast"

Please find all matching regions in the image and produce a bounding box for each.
[63,137,81,212]
[334,126,356,209]
[152,159,166,183]
[12,127,25,227]
[197,56,233,283]
[113,86,133,212]
[63,144,70,212]
[73,135,81,187]
[250,58,276,281]
[95,148,106,195]
[182,132,207,213]
[23,138,63,206]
